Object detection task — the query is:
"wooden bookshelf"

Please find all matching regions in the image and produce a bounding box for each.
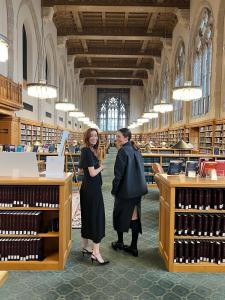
[0,173,72,270]
[158,173,225,272]
[20,118,41,146]
[142,153,225,188]
[199,124,213,154]
[0,271,8,288]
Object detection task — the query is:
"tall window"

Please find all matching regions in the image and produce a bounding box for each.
[22,25,27,81]
[192,8,213,117]
[152,73,159,129]
[45,57,48,82]
[161,61,169,127]
[173,42,185,122]
[97,89,129,131]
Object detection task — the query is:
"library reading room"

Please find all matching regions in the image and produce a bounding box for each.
[1,0,225,299]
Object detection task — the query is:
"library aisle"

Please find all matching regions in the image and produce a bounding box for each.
[0,149,225,300]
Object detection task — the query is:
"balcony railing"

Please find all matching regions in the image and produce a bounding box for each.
[0,75,22,111]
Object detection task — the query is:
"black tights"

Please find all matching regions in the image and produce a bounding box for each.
[117,219,140,249]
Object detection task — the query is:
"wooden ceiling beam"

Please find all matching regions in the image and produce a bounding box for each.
[80,67,150,71]
[54,5,180,14]
[81,76,146,80]
[73,53,156,59]
[64,34,165,41]
[147,13,159,33]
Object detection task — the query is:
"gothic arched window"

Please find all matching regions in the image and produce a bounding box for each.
[161,61,170,127]
[192,8,213,117]
[152,73,159,129]
[173,42,185,122]
[97,89,129,131]
[22,25,28,80]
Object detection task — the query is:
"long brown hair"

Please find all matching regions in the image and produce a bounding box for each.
[84,128,99,156]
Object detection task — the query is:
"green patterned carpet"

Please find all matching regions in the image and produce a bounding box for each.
[1,148,225,299]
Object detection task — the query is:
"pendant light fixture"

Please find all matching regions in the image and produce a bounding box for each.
[172,81,202,101]
[69,110,85,118]
[0,33,9,62]
[142,110,158,119]
[27,0,57,99]
[55,99,75,112]
[153,100,173,113]
[137,118,149,124]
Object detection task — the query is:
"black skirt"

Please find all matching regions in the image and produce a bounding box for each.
[113,196,142,233]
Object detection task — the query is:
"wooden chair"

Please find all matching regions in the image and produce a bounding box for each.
[152,163,164,188]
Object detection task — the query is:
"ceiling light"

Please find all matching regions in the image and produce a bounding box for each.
[55,99,75,112]
[69,111,85,118]
[153,101,173,113]
[78,117,90,123]
[173,81,202,101]
[27,80,57,99]
[142,111,158,119]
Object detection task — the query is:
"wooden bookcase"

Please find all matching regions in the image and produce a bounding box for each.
[0,271,8,287]
[20,118,41,146]
[142,153,225,188]
[199,124,214,154]
[0,174,72,270]
[157,173,225,272]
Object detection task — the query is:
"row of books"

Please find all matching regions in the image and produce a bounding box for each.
[0,211,43,235]
[174,240,225,264]
[175,188,225,210]
[0,238,44,261]
[0,186,59,208]
[175,214,225,236]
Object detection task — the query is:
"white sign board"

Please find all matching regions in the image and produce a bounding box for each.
[57,131,69,157]
[46,156,65,178]
[0,152,39,177]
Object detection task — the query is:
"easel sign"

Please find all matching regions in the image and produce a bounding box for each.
[58,131,70,156]
[46,156,64,178]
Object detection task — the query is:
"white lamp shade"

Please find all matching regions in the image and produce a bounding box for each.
[153,103,173,113]
[137,118,149,124]
[0,34,9,62]
[55,102,75,112]
[27,80,57,99]
[142,112,159,119]
[173,81,202,101]
[78,117,90,122]
[69,111,85,118]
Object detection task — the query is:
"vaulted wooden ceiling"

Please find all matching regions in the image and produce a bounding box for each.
[43,0,190,86]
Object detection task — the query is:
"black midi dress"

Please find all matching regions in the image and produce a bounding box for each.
[79,147,105,243]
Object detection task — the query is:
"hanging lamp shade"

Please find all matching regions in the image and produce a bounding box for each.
[69,111,85,118]
[137,118,149,124]
[55,99,75,112]
[0,34,9,62]
[142,111,158,119]
[153,100,173,113]
[173,81,202,101]
[78,117,90,123]
[27,79,57,99]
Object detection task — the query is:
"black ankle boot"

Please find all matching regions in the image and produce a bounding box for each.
[123,245,138,257]
[111,241,124,251]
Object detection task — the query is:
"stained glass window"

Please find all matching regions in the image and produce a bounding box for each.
[97,89,129,131]
[161,61,169,127]
[173,42,185,122]
[192,8,213,117]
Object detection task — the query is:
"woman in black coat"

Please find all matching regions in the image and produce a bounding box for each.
[111,128,148,257]
[79,128,109,265]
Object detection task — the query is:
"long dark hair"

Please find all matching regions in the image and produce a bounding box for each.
[118,128,139,150]
[84,128,99,156]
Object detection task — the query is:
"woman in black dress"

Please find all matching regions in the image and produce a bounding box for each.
[78,128,109,265]
[111,128,148,257]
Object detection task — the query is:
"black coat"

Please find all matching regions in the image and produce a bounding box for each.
[111,142,148,199]
[111,142,147,233]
